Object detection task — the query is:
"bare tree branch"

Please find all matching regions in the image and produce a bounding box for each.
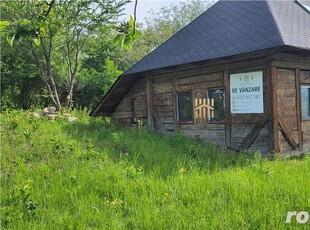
[132,0,138,37]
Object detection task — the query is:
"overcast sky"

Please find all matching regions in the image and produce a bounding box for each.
[121,0,187,25]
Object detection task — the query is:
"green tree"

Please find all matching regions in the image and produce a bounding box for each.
[1,0,129,110]
[74,34,122,109]
[1,40,49,111]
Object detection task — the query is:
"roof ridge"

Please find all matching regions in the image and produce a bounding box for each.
[296,0,310,14]
[268,0,310,49]
[265,0,286,47]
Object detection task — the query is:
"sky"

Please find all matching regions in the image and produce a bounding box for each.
[121,0,187,25]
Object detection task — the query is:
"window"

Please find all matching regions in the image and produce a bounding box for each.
[208,89,225,122]
[177,92,193,122]
[301,85,310,120]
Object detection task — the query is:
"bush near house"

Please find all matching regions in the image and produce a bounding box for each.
[1,110,309,229]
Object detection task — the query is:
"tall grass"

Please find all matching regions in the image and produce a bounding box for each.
[1,110,309,229]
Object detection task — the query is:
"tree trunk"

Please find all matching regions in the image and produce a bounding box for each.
[64,76,75,109]
[31,48,61,110]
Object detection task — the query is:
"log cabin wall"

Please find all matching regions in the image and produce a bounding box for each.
[151,70,227,146]
[148,56,271,153]
[110,51,310,155]
[272,52,310,155]
[276,69,299,152]
[111,77,147,125]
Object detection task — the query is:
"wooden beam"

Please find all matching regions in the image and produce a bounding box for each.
[172,78,177,123]
[146,75,154,131]
[224,71,231,146]
[278,118,299,150]
[295,68,303,147]
[266,64,280,153]
[238,116,268,152]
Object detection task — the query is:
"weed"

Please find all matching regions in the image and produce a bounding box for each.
[1,181,38,228]
[1,110,309,229]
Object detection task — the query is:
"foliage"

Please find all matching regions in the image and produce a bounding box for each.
[114,15,142,50]
[76,57,122,109]
[0,0,214,111]
[1,110,310,229]
[0,0,129,110]
[0,39,49,111]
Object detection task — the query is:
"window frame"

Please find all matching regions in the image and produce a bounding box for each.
[301,85,310,121]
[176,91,194,123]
[207,87,226,123]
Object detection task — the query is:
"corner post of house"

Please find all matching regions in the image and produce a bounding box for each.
[224,70,231,146]
[146,74,154,131]
[267,61,280,153]
[295,68,303,147]
[172,77,177,124]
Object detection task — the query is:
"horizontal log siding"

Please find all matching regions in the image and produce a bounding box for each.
[111,77,147,124]
[153,79,175,132]
[108,51,310,155]
[276,69,299,152]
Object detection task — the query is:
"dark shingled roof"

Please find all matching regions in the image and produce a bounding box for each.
[124,0,310,75]
[92,0,310,116]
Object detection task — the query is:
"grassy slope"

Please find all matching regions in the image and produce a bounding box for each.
[1,110,310,229]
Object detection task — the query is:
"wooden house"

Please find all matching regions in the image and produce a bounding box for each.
[92,0,310,155]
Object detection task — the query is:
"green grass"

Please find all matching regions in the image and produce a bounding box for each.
[1,110,310,229]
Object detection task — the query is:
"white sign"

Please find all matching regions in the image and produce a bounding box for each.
[230,71,264,114]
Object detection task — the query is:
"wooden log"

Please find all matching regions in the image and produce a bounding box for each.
[177,72,223,85]
[153,81,172,94]
[178,80,223,91]
[161,116,175,124]
[224,71,231,146]
[278,118,299,150]
[300,71,310,84]
[154,93,173,106]
[266,65,279,152]
[146,75,154,131]
[295,68,302,147]
[238,115,268,151]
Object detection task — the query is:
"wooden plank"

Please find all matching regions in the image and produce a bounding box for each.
[237,116,268,151]
[231,124,255,138]
[112,118,132,125]
[300,71,310,84]
[153,81,173,94]
[178,123,225,130]
[276,68,299,148]
[161,116,175,124]
[146,75,154,131]
[181,129,226,146]
[224,71,231,146]
[302,121,310,148]
[172,78,177,122]
[151,52,269,78]
[231,114,265,124]
[277,98,296,105]
[112,111,132,119]
[154,93,173,106]
[266,65,279,152]
[178,80,223,91]
[277,89,296,98]
[272,67,280,152]
[177,72,223,85]
[273,61,310,70]
[278,118,299,150]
